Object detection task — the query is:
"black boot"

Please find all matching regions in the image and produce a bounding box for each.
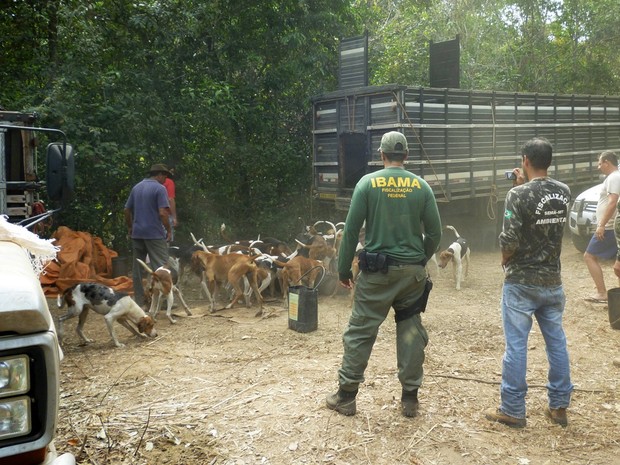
[326,388,358,416]
[401,389,419,418]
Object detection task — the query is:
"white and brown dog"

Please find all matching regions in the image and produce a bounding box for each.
[137,258,192,324]
[437,225,470,290]
[191,250,264,316]
[57,283,157,348]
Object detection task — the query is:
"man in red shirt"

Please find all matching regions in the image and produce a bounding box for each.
[163,166,178,241]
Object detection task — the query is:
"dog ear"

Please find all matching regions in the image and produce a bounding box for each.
[438,251,454,268]
[138,316,155,334]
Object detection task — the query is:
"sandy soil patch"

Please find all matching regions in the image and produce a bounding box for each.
[53,239,620,464]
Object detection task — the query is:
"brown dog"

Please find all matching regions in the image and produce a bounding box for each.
[274,255,324,300]
[191,250,264,316]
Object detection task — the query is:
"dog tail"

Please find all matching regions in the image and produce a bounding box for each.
[136,258,154,274]
[190,232,208,251]
[295,239,310,249]
[445,225,460,238]
[220,222,233,243]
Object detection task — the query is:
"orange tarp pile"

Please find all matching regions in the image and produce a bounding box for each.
[40,226,134,296]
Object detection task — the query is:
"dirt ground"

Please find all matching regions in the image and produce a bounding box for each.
[52,238,620,465]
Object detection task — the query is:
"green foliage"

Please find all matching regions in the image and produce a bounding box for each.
[2,0,356,249]
[352,0,620,94]
[3,0,620,249]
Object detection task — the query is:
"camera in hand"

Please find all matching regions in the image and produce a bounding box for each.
[505,170,517,180]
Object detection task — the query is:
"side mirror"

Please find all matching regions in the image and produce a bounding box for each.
[46,143,75,202]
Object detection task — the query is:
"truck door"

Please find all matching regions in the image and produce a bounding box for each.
[339,132,368,189]
[1,124,35,219]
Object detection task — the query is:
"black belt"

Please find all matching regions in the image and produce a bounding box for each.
[386,256,426,267]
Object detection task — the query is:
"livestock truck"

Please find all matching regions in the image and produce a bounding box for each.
[311,84,619,249]
[0,110,75,465]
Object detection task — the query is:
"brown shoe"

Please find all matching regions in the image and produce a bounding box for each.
[485,408,526,428]
[545,407,568,427]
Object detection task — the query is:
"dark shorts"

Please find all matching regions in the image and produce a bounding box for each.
[585,230,618,259]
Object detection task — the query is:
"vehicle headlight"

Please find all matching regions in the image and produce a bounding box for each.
[0,355,29,397]
[0,356,32,441]
[0,396,31,440]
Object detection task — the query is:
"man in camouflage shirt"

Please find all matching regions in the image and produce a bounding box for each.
[486,137,574,428]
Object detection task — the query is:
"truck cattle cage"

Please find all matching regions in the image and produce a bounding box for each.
[311,85,620,247]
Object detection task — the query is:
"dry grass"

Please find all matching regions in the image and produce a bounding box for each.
[53,239,620,464]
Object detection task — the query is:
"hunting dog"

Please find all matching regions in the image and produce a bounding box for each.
[191,250,264,316]
[274,255,324,301]
[254,254,286,299]
[57,283,157,348]
[437,225,470,290]
[255,237,293,256]
[137,257,192,324]
[294,233,336,269]
[295,221,337,268]
[169,244,201,286]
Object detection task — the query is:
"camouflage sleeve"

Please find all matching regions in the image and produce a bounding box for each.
[499,189,523,255]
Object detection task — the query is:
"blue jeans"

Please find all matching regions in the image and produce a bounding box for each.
[499,282,573,419]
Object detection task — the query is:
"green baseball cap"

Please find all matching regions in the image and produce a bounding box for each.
[378,131,408,154]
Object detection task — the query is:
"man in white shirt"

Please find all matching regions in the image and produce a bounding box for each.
[584,151,620,303]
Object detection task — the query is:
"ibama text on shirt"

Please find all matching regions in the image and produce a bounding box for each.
[370,176,422,199]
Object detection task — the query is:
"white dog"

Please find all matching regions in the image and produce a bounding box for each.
[137,257,192,324]
[437,225,470,290]
[57,283,157,348]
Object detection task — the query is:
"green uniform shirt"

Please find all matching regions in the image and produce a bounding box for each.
[338,166,442,280]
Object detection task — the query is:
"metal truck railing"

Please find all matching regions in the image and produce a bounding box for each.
[312,85,619,209]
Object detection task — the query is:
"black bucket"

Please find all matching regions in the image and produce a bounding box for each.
[288,266,325,333]
[112,256,131,278]
[607,288,620,330]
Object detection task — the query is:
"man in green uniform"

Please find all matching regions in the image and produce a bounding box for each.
[326,131,442,417]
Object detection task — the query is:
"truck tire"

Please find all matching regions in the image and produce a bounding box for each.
[571,233,590,253]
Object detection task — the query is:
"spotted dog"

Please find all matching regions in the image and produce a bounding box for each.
[137,257,192,324]
[437,225,470,290]
[57,283,157,348]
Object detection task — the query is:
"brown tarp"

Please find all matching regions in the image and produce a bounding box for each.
[40,226,134,296]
